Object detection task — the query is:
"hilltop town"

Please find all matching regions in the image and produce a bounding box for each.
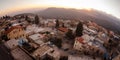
[0,15,120,60]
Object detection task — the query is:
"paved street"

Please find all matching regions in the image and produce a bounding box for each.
[0,44,14,60]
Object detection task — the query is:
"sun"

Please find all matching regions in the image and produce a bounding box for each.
[84,8,92,11]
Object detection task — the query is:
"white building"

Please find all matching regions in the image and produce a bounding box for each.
[28,33,45,46]
[74,34,93,51]
[73,37,85,51]
[73,34,106,53]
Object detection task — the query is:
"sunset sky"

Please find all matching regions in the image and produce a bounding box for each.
[0,0,120,18]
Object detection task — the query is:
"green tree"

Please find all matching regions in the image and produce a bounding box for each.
[3,15,10,20]
[25,15,31,23]
[50,37,62,48]
[34,15,39,25]
[60,56,68,60]
[75,21,83,37]
[1,35,9,41]
[18,20,21,23]
[62,23,65,27]
[55,19,59,28]
[66,29,75,39]
[25,15,28,20]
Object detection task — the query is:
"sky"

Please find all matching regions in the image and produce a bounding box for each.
[0,0,120,18]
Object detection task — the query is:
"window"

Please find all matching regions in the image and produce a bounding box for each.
[13,30,17,34]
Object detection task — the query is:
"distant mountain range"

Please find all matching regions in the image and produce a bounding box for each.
[15,7,120,34]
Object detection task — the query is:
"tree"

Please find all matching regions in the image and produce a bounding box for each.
[25,15,31,23]
[34,15,39,25]
[109,39,119,48]
[62,23,65,27]
[55,19,59,28]
[3,15,10,20]
[60,56,68,60]
[25,15,28,20]
[1,35,9,41]
[75,21,83,37]
[50,37,62,48]
[56,38,62,48]
[8,23,12,26]
[0,17,2,19]
[18,20,21,23]
[66,29,75,39]
[22,42,36,53]
[21,15,25,18]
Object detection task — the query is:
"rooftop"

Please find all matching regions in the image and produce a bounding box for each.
[11,46,33,60]
[58,27,68,33]
[76,37,85,44]
[5,25,23,34]
[29,34,41,41]
[32,44,53,57]
[4,39,19,49]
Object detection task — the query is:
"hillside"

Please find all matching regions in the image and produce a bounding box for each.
[37,7,120,34]
[14,7,120,34]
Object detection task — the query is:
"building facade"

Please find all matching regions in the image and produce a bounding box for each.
[5,26,26,40]
[73,37,85,51]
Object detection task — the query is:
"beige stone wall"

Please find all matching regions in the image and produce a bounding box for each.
[7,28,26,39]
